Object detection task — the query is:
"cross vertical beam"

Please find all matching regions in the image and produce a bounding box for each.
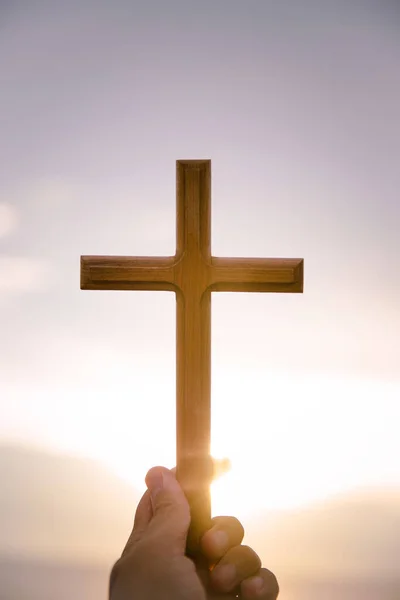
[175,162,212,549]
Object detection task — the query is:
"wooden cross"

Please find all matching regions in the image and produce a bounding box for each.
[81,159,303,551]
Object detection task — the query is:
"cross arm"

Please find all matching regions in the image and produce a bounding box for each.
[80,256,178,291]
[209,257,304,293]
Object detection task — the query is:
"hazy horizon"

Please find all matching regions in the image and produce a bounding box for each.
[1,441,400,581]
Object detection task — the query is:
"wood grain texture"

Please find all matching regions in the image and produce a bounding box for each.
[80,159,304,553]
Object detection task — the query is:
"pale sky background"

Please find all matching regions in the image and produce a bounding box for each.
[0,0,399,526]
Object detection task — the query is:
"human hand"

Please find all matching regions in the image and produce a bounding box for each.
[109,466,279,600]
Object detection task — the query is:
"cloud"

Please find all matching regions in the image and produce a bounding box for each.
[0,203,18,238]
[0,257,53,292]
[4,180,78,213]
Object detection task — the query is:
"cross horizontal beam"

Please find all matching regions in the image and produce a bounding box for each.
[81,255,303,293]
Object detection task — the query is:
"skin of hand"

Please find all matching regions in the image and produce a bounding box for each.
[109,466,279,600]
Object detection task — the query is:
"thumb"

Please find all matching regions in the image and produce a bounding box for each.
[145,466,190,551]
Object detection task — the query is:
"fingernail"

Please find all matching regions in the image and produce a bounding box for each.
[145,468,164,499]
[214,564,237,589]
[146,467,182,499]
[248,576,264,595]
[209,530,229,553]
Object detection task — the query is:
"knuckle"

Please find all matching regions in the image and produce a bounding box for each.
[109,557,126,593]
[109,553,148,599]
[229,516,245,537]
[110,545,150,585]
[212,515,245,540]
[240,544,262,567]
[261,567,280,596]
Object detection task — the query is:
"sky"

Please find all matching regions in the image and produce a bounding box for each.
[0,0,399,525]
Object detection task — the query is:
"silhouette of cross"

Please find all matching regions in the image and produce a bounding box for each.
[81,159,303,552]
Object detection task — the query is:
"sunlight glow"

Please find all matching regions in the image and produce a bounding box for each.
[1,370,399,515]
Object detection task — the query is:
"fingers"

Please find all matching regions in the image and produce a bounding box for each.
[201,516,279,598]
[210,544,279,599]
[210,544,261,594]
[201,516,244,561]
[240,568,280,599]
[124,467,189,556]
[145,467,190,550]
